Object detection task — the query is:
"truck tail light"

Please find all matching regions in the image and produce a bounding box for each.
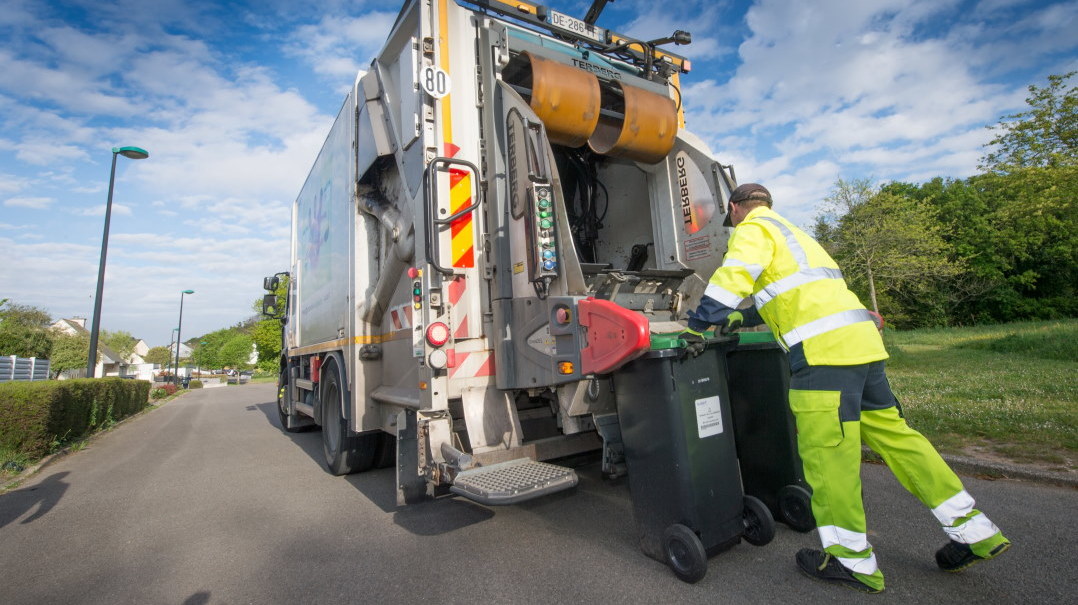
[426,322,450,347]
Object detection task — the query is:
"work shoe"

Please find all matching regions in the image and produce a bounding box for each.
[936,537,1011,572]
[796,549,883,594]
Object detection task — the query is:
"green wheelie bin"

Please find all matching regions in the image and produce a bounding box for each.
[614,334,775,583]
[725,330,815,532]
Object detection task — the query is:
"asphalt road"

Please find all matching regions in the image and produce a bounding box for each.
[1,383,1074,604]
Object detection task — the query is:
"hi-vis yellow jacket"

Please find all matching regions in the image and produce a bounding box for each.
[688,206,887,368]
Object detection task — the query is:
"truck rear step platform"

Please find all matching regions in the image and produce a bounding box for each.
[450,459,578,505]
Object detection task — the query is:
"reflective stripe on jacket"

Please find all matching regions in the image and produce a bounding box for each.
[706,206,887,366]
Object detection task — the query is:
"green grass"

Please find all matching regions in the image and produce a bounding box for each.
[884,319,1077,469]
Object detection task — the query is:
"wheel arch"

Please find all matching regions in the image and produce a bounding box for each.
[318,351,351,423]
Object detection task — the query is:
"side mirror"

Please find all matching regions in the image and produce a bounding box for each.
[263,276,280,292]
[262,294,279,317]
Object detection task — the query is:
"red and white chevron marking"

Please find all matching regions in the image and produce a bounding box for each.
[447,350,495,379]
[389,303,413,331]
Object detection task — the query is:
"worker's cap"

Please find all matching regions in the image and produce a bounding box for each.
[723,183,772,226]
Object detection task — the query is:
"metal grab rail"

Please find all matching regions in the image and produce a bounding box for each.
[424,156,483,275]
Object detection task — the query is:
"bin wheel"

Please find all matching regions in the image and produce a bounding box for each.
[662,524,708,583]
[742,495,776,546]
[778,485,816,533]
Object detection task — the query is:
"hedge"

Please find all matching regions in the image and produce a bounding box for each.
[0,378,151,458]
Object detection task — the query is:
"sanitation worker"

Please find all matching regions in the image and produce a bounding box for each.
[681,183,1010,594]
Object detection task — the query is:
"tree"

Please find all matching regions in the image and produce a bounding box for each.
[49,331,89,378]
[0,303,53,358]
[982,72,1076,171]
[817,180,962,326]
[144,346,173,366]
[968,167,1078,319]
[973,71,1078,320]
[218,334,255,369]
[102,330,136,361]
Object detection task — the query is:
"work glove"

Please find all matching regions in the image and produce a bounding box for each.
[719,311,744,335]
[679,329,707,358]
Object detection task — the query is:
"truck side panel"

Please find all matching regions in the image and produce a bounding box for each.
[293,94,357,349]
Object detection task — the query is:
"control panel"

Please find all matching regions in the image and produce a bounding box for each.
[527,182,559,282]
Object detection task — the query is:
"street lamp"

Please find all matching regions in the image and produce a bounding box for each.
[173,290,194,385]
[167,327,178,382]
[87,146,149,378]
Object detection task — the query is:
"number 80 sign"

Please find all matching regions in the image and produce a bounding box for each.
[421,65,451,99]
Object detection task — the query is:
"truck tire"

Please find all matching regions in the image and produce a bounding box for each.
[277,373,312,433]
[321,360,378,475]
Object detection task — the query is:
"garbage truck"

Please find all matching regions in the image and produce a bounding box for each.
[262,0,743,507]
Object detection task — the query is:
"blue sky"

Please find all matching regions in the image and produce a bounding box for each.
[1,0,1075,347]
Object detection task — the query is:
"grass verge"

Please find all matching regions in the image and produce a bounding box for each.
[884,319,1077,470]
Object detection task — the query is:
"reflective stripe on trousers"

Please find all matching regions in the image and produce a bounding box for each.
[817,525,879,574]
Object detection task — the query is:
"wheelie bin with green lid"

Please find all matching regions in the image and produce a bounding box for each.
[613,333,775,583]
[725,330,815,532]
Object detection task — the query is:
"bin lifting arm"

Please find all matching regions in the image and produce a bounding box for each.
[578,298,651,375]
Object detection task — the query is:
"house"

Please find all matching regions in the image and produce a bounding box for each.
[50,317,153,380]
[131,338,150,364]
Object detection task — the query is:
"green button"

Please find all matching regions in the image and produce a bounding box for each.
[538,200,551,209]
[540,219,552,229]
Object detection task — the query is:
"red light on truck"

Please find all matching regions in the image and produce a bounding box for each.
[426,322,450,347]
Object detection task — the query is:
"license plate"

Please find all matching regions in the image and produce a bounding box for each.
[548,10,606,44]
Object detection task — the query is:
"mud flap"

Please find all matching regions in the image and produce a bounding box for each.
[396,409,426,505]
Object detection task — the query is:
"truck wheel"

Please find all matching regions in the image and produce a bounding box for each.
[320,361,377,475]
[778,484,816,533]
[277,373,311,433]
[742,495,776,546]
[662,524,707,583]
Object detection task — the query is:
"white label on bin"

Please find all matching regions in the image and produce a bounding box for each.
[695,395,724,438]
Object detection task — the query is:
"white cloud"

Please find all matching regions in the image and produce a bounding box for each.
[284,12,398,79]
[73,202,132,217]
[683,0,1075,196]
[4,196,54,209]
[0,172,29,194]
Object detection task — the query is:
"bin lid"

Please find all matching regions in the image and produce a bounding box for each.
[737,330,778,345]
[649,330,716,351]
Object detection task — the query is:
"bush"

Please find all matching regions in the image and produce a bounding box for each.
[150,388,168,400]
[188,380,203,389]
[0,378,151,458]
